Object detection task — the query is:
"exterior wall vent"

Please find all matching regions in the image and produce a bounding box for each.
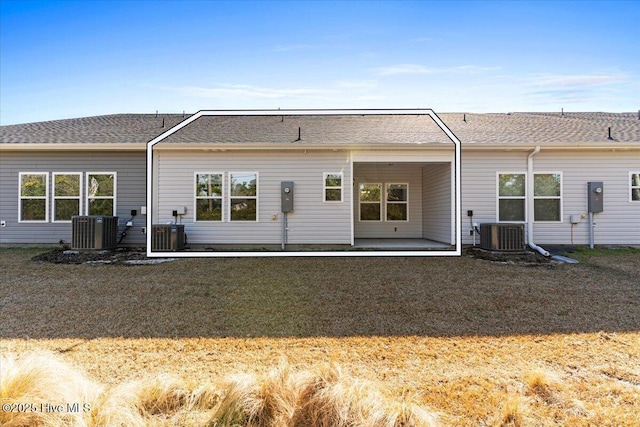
[151,224,185,251]
[71,216,119,250]
[479,223,525,252]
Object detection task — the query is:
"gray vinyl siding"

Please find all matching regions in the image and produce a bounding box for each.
[531,150,640,245]
[353,163,423,238]
[460,151,519,242]
[422,163,452,244]
[155,150,352,244]
[461,149,640,245]
[0,151,146,245]
[4,146,637,247]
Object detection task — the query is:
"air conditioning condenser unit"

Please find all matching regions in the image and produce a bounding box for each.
[151,224,185,251]
[71,216,119,250]
[479,223,525,252]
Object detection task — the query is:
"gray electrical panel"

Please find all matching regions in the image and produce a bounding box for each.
[587,181,604,213]
[281,181,294,213]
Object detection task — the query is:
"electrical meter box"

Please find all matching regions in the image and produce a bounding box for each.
[587,181,604,213]
[281,181,294,213]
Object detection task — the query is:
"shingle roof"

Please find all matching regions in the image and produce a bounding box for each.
[159,114,452,145]
[0,114,188,144]
[1,111,639,146]
[443,112,640,145]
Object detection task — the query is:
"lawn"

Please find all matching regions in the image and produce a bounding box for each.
[1,247,639,426]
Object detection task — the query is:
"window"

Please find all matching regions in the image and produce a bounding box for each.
[631,172,640,202]
[498,173,526,221]
[386,183,408,221]
[53,173,82,221]
[359,183,382,221]
[230,172,258,221]
[86,173,116,216]
[195,173,223,221]
[19,172,48,222]
[323,173,343,202]
[534,173,562,221]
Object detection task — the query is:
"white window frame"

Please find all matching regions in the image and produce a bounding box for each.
[359,183,382,222]
[229,172,259,222]
[86,172,117,216]
[385,183,409,222]
[194,172,224,222]
[18,172,49,223]
[52,172,82,223]
[630,172,640,203]
[496,172,527,223]
[533,172,563,223]
[323,172,343,202]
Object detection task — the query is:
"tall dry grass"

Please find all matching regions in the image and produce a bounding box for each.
[523,369,589,421]
[495,393,526,427]
[209,362,438,427]
[1,352,437,427]
[90,374,220,427]
[0,351,99,427]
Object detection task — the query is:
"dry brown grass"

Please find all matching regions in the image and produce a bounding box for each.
[1,352,436,427]
[1,247,639,426]
[0,351,99,427]
[496,393,525,427]
[89,373,216,427]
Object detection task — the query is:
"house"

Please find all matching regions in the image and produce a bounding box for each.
[1,109,639,257]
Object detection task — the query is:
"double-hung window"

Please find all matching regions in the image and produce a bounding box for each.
[631,172,640,202]
[534,173,562,221]
[386,183,408,221]
[323,173,343,202]
[230,172,258,221]
[19,172,48,222]
[498,173,526,221]
[53,173,82,221]
[195,173,223,221]
[359,183,382,221]
[498,172,562,222]
[86,173,116,216]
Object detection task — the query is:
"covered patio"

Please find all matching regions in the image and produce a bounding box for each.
[352,238,453,250]
[352,159,455,247]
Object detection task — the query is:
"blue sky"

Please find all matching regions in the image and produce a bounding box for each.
[1,0,638,125]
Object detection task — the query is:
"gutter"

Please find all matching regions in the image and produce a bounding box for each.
[462,143,640,151]
[0,143,147,151]
[527,146,550,257]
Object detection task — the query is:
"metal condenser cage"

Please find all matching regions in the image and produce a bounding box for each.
[71,216,119,250]
[479,223,525,252]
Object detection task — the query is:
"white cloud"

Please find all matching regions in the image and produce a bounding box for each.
[376,64,500,76]
[520,73,632,108]
[336,80,379,89]
[168,84,337,99]
[529,73,627,88]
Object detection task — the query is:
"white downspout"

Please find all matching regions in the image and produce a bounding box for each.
[527,146,550,256]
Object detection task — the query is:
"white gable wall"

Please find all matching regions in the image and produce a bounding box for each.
[155,149,352,245]
[155,149,458,246]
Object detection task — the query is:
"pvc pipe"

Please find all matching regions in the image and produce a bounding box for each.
[281,212,287,250]
[527,146,551,257]
[589,211,595,249]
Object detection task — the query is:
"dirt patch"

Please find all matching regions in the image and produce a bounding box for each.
[30,247,149,265]
[30,246,555,266]
[464,247,554,264]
